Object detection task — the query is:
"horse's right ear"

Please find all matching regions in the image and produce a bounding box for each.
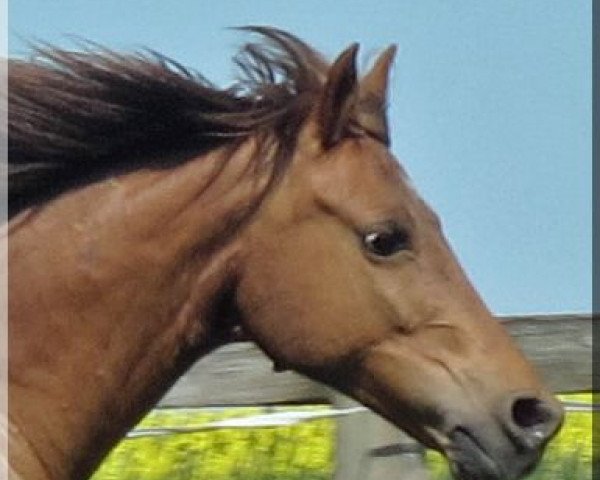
[318,44,359,149]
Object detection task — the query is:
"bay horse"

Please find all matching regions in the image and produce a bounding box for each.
[7,27,562,480]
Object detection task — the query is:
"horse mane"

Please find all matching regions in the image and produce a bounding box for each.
[8,27,328,218]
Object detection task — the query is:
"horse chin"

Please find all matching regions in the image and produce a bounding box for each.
[446,428,504,480]
[444,427,538,480]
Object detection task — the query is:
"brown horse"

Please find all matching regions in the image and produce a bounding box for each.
[8,28,562,480]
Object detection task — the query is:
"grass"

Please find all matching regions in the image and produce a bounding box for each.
[92,394,593,480]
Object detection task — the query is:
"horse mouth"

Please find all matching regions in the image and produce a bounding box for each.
[444,427,537,480]
[446,427,503,480]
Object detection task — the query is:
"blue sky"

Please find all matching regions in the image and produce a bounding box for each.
[8,1,591,315]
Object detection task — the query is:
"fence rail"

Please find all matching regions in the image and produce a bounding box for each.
[155,313,593,480]
[127,400,595,440]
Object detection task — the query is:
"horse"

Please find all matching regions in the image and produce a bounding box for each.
[7,27,562,480]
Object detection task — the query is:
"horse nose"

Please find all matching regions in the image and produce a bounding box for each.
[503,393,564,451]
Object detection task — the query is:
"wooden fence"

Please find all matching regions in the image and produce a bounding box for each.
[156,313,594,480]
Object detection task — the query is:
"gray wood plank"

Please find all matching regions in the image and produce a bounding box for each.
[158,314,594,408]
[332,393,430,480]
[158,342,330,407]
[501,314,593,393]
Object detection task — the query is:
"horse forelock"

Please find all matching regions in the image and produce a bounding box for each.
[7,27,327,218]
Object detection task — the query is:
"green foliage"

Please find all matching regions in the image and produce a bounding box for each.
[92,406,334,480]
[92,395,593,480]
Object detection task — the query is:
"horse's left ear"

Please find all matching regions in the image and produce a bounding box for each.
[318,43,359,149]
[357,45,397,146]
[318,44,397,149]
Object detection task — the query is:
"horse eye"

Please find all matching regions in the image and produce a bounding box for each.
[363,227,410,257]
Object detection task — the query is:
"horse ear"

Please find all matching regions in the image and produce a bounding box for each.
[357,45,397,146]
[318,43,359,149]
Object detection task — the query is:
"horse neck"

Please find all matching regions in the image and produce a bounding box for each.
[8,139,269,479]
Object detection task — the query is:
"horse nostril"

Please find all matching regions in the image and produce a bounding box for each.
[512,398,551,428]
[509,396,563,448]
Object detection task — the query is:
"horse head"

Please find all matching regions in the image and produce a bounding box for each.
[234,34,562,480]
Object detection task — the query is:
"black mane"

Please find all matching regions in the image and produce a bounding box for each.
[8,27,328,217]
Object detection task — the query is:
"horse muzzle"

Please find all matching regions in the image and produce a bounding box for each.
[442,392,564,480]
